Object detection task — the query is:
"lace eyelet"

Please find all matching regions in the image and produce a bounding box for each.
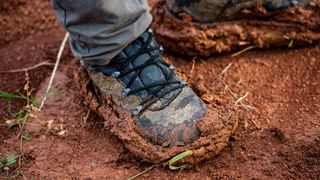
[159,45,164,52]
[180,81,187,85]
[111,71,121,78]
[169,64,175,70]
[133,106,143,115]
[147,28,153,34]
[122,88,131,96]
[290,0,298,5]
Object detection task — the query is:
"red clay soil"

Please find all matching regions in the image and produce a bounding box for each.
[1,0,319,179]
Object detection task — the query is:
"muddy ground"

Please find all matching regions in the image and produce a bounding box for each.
[0,0,319,179]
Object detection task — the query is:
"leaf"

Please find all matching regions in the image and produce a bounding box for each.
[0,156,5,162]
[0,156,5,168]
[15,109,25,120]
[22,132,30,140]
[0,91,24,100]
[57,130,66,136]
[30,96,39,107]
[6,154,16,166]
[5,119,18,127]
[46,119,54,130]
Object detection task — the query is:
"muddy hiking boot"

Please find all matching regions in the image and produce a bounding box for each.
[151,0,319,57]
[84,28,207,147]
[166,0,311,23]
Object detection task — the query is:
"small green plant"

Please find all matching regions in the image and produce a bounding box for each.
[1,85,62,128]
[5,108,30,128]
[1,91,34,127]
[22,132,30,141]
[1,84,62,110]
[0,154,17,171]
[0,73,62,178]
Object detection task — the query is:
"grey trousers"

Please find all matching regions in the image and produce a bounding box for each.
[52,0,152,64]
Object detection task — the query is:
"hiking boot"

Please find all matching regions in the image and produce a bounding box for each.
[83,28,207,146]
[166,0,311,23]
[151,0,319,57]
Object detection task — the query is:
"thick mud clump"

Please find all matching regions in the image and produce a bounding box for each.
[73,62,239,165]
[151,0,320,57]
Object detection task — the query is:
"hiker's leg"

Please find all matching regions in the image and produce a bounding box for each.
[52,0,152,64]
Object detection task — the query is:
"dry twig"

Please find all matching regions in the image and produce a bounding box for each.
[128,164,159,180]
[187,56,197,82]
[0,61,54,73]
[83,109,91,126]
[17,71,32,180]
[219,63,232,76]
[231,45,256,57]
[190,56,197,75]
[217,63,255,111]
[217,63,258,130]
[235,92,249,106]
[39,32,69,111]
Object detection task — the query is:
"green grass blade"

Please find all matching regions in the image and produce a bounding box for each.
[48,85,62,97]
[15,109,25,120]
[6,100,12,114]
[168,150,193,170]
[128,164,158,180]
[0,91,24,100]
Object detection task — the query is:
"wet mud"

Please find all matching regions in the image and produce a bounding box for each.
[152,0,320,56]
[73,62,239,165]
[1,0,320,179]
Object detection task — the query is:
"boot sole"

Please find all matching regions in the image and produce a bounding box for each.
[73,61,238,165]
[151,0,320,57]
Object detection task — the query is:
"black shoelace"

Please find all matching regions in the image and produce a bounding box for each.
[92,29,186,115]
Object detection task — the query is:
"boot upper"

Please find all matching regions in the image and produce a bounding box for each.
[85,28,207,146]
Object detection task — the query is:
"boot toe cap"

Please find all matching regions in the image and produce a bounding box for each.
[136,87,207,146]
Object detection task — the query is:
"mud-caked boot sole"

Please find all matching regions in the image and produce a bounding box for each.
[151,0,320,57]
[73,61,239,165]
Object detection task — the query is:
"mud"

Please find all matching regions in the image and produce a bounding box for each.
[151,0,320,56]
[73,62,238,165]
[1,0,320,179]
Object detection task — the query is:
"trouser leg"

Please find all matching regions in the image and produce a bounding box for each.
[52,0,152,64]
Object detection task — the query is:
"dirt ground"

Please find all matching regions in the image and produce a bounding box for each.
[0,0,319,179]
